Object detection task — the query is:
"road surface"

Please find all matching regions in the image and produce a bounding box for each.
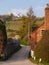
[0,45,36,65]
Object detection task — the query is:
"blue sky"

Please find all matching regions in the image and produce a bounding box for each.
[0,0,49,17]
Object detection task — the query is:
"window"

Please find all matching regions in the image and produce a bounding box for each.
[29,35,31,38]
[40,29,45,36]
[41,30,45,34]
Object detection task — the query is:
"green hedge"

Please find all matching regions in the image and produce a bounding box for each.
[0,20,7,46]
[34,30,49,62]
[20,39,30,46]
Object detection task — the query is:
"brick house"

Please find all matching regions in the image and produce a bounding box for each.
[29,4,49,57]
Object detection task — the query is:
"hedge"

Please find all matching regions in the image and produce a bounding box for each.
[0,20,7,46]
[34,30,49,62]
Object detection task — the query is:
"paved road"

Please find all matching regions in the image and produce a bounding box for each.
[0,45,36,65]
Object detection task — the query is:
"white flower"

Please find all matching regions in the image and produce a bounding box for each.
[34,56,36,60]
[39,58,42,63]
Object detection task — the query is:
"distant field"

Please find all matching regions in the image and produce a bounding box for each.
[5,19,44,38]
[5,20,23,37]
[6,20,23,30]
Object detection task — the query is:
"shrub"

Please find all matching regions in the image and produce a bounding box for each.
[34,30,49,62]
[20,39,30,46]
[0,20,7,46]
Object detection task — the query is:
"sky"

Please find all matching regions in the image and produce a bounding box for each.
[0,0,49,17]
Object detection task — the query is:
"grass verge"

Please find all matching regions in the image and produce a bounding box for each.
[20,39,30,46]
[28,52,49,65]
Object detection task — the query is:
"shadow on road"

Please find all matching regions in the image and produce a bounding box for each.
[5,45,30,63]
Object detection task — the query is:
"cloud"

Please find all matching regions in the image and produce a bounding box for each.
[9,9,27,16]
[8,6,45,17]
[34,6,45,17]
[35,6,44,11]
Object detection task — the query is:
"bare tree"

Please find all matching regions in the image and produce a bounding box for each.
[27,6,34,18]
[26,6,34,39]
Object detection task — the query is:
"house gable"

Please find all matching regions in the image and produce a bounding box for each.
[30,4,49,51]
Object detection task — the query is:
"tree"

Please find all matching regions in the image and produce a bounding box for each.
[18,7,36,42]
[19,7,36,41]
[9,13,14,20]
[26,6,36,38]
[20,15,28,39]
[27,6,34,17]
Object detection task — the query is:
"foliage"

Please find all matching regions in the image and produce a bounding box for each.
[20,39,30,46]
[1,38,21,60]
[26,6,36,33]
[0,20,7,46]
[34,30,49,62]
[27,6,34,17]
[5,16,44,41]
[20,7,36,40]
[29,51,49,65]
[5,20,23,37]
[2,6,44,42]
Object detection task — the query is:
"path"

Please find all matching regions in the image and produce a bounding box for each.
[0,45,36,65]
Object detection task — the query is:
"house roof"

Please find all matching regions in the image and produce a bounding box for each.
[32,22,45,33]
[32,18,44,32]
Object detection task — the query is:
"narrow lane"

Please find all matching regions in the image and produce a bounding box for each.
[0,45,36,65]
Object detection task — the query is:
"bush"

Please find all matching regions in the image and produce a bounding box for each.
[20,39,30,46]
[0,20,7,46]
[34,30,49,62]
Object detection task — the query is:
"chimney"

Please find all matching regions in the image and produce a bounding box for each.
[45,4,49,30]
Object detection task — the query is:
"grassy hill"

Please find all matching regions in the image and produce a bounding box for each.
[5,20,23,37]
[5,17,44,40]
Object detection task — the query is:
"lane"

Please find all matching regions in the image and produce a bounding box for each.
[0,45,36,65]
